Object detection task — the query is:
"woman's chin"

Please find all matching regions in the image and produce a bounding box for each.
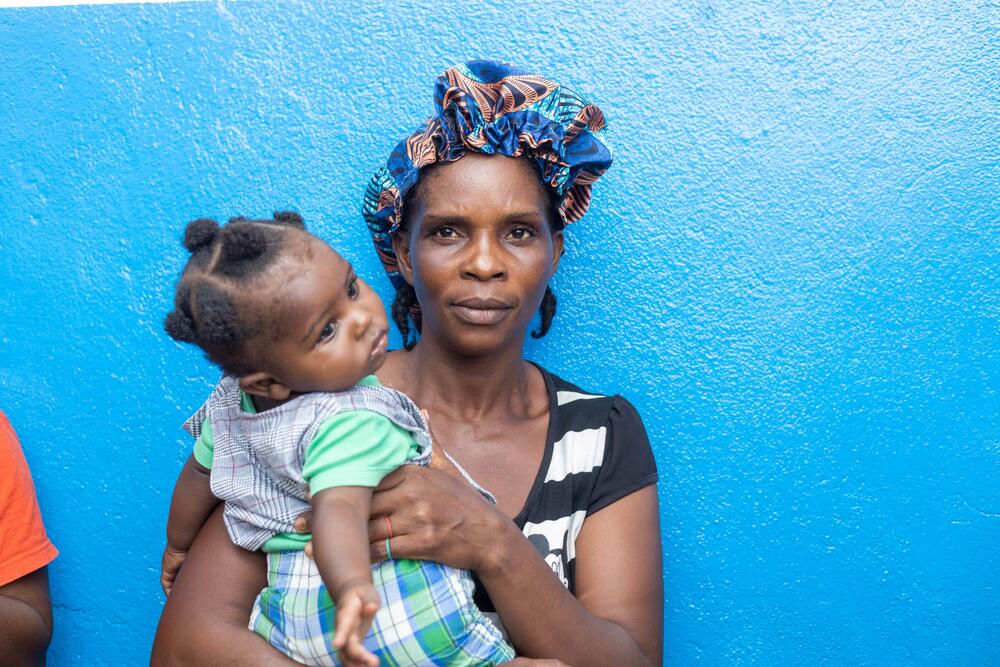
[435,326,525,358]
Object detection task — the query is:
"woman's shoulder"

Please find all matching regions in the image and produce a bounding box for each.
[537,365,656,505]
[538,365,647,430]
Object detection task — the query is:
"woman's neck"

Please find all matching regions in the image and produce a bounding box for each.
[390,334,537,421]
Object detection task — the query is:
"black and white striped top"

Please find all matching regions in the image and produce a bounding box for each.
[475,365,658,609]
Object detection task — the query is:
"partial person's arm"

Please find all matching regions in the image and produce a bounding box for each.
[0,411,58,666]
[0,567,53,667]
[161,454,219,594]
[150,506,299,667]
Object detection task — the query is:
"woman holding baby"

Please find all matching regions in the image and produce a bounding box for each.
[152,60,662,666]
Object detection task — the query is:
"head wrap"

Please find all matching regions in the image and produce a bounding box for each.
[362,59,613,290]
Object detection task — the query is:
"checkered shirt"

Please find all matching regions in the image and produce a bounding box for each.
[183,376,432,551]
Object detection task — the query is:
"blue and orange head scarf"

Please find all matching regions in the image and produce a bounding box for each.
[362,59,614,290]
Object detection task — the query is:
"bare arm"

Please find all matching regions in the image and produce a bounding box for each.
[368,466,663,666]
[0,567,52,667]
[161,455,219,594]
[484,485,663,665]
[312,487,376,602]
[150,506,298,667]
[311,487,379,666]
[166,455,217,551]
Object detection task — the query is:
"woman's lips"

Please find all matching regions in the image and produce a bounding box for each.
[450,298,514,326]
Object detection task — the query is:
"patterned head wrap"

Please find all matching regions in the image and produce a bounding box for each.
[362,59,613,290]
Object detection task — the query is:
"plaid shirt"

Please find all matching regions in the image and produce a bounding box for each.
[183,376,432,551]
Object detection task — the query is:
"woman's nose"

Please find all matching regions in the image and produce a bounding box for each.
[462,234,506,280]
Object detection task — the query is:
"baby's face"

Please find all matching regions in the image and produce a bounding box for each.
[256,239,389,394]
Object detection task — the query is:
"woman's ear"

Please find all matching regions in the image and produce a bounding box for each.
[392,232,415,286]
[550,230,564,277]
[239,372,292,401]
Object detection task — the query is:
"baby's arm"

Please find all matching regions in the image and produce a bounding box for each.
[311,486,380,667]
[162,454,219,595]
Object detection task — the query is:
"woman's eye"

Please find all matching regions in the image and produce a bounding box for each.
[318,321,339,343]
[509,226,535,240]
[347,278,360,299]
[433,226,457,239]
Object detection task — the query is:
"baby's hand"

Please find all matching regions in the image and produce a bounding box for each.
[160,545,188,595]
[333,580,380,667]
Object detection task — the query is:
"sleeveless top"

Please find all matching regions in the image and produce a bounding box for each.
[474,365,658,608]
[183,376,432,551]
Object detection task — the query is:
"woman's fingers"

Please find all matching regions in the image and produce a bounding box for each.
[372,465,409,492]
[367,513,399,543]
[293,508,313,533]
[369,473,415,517]
[369,534,420,563]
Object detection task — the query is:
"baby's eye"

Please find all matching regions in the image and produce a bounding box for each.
[347,278,360,300]
[318,321,339,343]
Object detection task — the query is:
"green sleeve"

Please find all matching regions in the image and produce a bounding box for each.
[303,411,417,495]
[193,418,214,469]
[192,391,255,470]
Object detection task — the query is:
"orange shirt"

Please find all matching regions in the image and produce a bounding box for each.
[0,411,57,587]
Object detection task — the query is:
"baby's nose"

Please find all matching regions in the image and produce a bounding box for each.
[352,310,372,338]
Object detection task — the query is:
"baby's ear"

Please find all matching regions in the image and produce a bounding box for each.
[239,372,292,401]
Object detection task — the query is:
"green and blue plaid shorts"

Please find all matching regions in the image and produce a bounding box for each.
[250,550,514,666]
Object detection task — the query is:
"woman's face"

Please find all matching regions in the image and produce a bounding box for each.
[394,153,563,356]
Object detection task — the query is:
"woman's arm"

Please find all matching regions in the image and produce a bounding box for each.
[367,466,663,666]
[150,506,298,667]
[491,485,663,664]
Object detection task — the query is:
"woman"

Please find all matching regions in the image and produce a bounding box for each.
[152,60,662,666]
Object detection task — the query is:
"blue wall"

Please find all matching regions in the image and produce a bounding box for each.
[1,1,997,664]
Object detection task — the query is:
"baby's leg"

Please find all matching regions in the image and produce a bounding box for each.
[367,559,514,665]
[250,550,513,666]
[250,550,341,667]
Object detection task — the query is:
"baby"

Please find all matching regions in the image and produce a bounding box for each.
[160,212,513,666]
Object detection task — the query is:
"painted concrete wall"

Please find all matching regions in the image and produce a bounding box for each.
[1,1,996,664]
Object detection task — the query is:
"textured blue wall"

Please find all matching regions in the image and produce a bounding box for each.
[1,1,997,664]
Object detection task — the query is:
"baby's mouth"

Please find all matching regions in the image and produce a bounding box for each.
[369,329,389,359]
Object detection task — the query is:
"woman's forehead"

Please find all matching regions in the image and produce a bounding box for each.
[418,154,548,215]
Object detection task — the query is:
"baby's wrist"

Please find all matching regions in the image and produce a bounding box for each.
[331,576,374,601]
[164,541,189,554]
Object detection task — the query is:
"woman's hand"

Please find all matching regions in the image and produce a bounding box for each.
[294,447,508,573]
[366,454,505,571]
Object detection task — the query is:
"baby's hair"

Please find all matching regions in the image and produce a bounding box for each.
[164,211,307,375]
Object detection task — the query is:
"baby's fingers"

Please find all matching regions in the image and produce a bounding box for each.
[358,598,379,640]
[341,631,378,667]
[333,596,362,649]
[160,573,173,596]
